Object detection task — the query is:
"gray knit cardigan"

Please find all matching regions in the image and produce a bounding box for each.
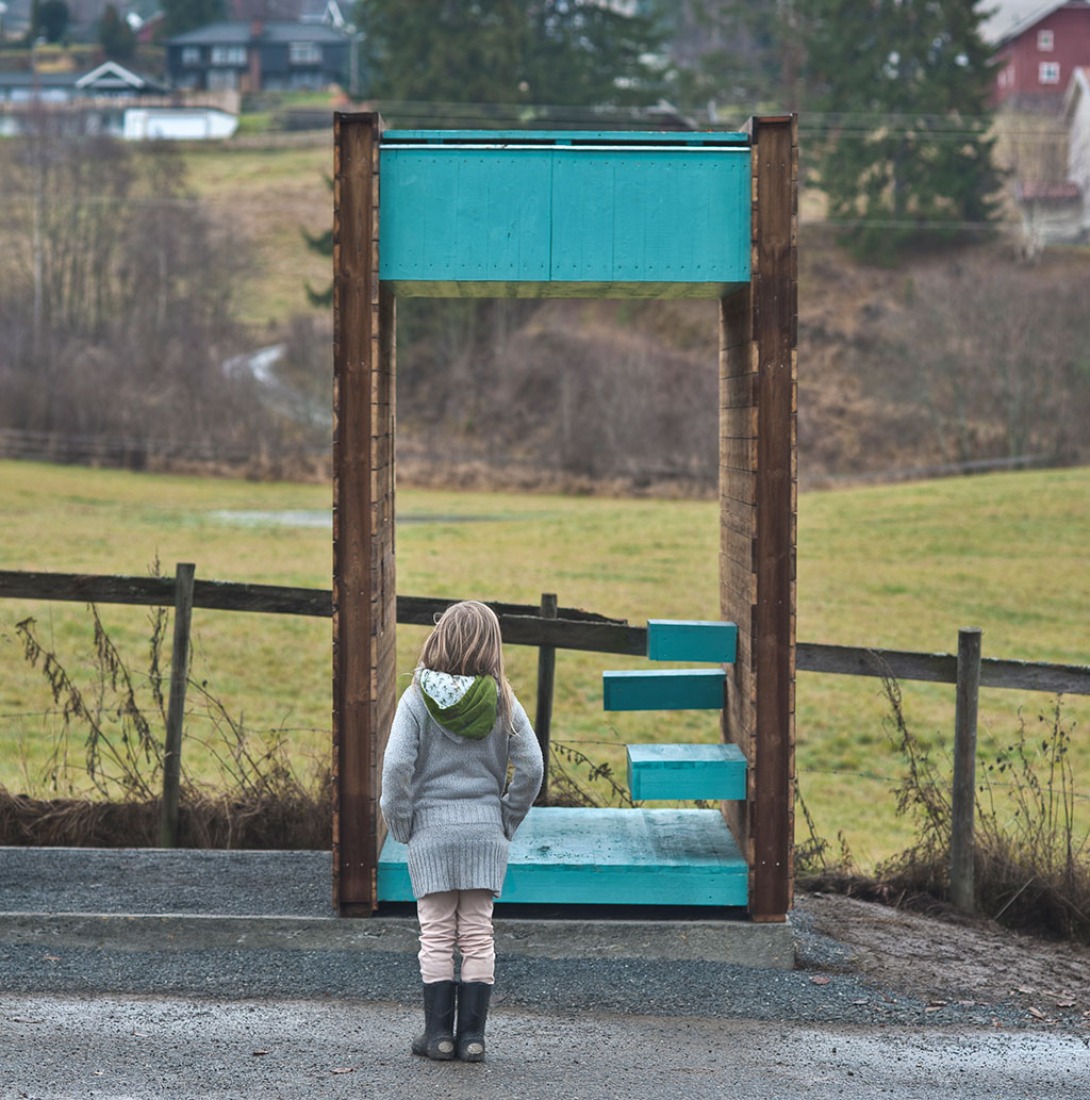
[379,682,544,898]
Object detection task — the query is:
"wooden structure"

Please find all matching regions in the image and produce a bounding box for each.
[332,114,798,921]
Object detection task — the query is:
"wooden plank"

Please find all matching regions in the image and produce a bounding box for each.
[159,562,195,849]
[627,743,747,801]
[378,807,748,908]
[603,668,726,711]
[647,620,738,664]
[748,114,798,923]
[333,111,383,915]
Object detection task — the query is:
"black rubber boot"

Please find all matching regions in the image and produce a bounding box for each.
[455,981,492,1062]
[410,980,456,1060]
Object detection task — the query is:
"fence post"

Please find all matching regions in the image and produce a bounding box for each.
[950,626,982,913]
[534,592,558,804]
[160,562,196,849]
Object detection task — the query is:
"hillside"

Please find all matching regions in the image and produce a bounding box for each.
[178,134,1090,489]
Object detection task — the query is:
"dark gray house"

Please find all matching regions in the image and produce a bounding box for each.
[165,20,350,92]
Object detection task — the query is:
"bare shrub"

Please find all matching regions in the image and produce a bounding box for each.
[863,252,1090,466]
[876,676,1090,943]
[8,599,329,850]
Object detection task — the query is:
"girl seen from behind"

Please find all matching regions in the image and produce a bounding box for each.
[380,600,544,1062]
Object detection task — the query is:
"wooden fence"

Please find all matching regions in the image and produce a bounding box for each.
[2,565,1089,908]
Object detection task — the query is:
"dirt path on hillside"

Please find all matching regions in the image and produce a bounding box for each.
[798,890,1090,1027]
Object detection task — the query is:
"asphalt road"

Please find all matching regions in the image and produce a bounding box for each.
[3,993,1088,1100]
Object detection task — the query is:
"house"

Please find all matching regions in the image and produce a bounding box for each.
[165,19,350,92]
[992,0,1090,109]
[0,61,237,141]
[1064,65,1090,233]
[0,60,168,105]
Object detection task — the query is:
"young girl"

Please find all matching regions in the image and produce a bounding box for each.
[380,600,544,1062]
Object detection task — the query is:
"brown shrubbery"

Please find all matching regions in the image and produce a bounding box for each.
[799,677,1090,945]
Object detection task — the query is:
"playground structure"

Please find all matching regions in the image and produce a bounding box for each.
[332,114,798,922]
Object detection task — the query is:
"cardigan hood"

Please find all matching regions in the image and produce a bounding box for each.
[418,669,498,740]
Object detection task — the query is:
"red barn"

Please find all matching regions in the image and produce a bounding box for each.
[993,0,1090,109]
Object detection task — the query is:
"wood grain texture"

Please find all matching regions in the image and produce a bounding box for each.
[333,112,386,914]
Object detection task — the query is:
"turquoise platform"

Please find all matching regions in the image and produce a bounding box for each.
[378,806,748,908]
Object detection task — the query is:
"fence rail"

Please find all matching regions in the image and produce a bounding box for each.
[3,565,1090,869]
[2,569,1088,694]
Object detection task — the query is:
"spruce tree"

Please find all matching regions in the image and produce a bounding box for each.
[805,0,1001,261]
[356,0,664,113]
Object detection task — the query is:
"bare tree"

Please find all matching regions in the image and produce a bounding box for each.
[867,255,1090,466]
[0,116,256,455]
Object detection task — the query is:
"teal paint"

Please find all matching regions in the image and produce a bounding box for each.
[377,806,748,907]
[647,619,738,663]
[627,743,747,801]
[603,668,725,711]
[383,130,750,146]
[379,131,751,295]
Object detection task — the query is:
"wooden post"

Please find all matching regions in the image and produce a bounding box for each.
[720,115,798,923]
[333,112,395,914]
[950,627,982,914]
[160,562,195,849]
[534,592,558,804]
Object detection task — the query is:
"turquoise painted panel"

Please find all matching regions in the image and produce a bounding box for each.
[627,743,746,801]
[603,668,725,711]
[647,620,738,663]
[378,806,748,907]
[378,131,751,292]
[380,147,552,282]
[550,150,749,284]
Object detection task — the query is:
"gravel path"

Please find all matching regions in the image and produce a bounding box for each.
[2,847,1089,1098]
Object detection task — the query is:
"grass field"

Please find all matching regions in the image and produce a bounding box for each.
[1,459,1087,868]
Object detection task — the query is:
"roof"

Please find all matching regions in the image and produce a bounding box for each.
[992,0,1090,47]
[0,61,166,95]
[76,61,169,94]
[166,19,350,46]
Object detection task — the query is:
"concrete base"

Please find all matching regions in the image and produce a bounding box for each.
[0,911,796,969]
[0,846,795,969]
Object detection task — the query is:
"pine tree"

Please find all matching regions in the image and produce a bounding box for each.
[805,0,1002,261]
[100,4,136,62]
[162,0,226,39]
[356,0,665,113]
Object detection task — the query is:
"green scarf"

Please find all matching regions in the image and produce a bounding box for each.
[421,674,498,740]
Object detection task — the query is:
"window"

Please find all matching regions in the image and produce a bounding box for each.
[289,41,322,65]
[211,45,247,66]
[1038,29,1054,51]
[182,46,200,67]
[1039,61,1060,85]
[208,68,239,90]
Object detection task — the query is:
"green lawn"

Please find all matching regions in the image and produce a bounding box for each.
[1,459,1087,868]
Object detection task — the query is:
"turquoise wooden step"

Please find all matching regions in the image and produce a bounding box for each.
[647,619,738,664]
[627,743,747,801]
[378,806,747,908]
[603,668,724,711]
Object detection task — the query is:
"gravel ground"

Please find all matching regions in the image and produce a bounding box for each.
[2,847,1089,1098]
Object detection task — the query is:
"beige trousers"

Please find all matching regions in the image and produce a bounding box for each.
[416,889,496,985]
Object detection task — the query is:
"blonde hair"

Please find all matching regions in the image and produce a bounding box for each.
[416,601,516,731]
